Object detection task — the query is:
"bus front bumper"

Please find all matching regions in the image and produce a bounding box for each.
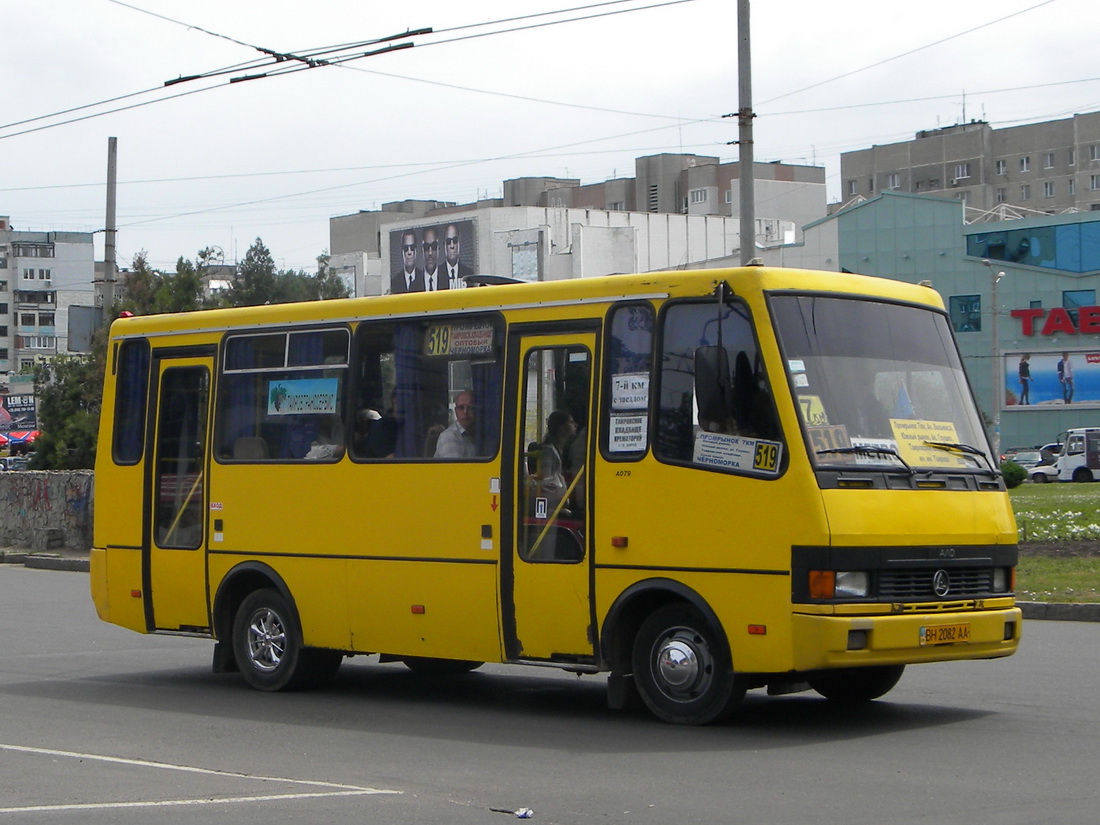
[790,606,1022,671]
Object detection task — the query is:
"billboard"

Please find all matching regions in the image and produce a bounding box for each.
[388,219,478,295]
[1004,350,1100,408]
[0,393,36,431]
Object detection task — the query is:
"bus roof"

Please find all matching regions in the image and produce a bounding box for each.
[107,266,943,341]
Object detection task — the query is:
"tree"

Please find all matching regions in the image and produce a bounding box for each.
[224,237,278,307]
[30,353,104,470]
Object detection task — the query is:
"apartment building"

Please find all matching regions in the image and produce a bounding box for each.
[840,111,1100,214]
[0,216,96,384]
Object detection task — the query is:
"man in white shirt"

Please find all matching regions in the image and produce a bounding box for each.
[434,390,477,458]
[422,227,446,291]
[443,223,470,289]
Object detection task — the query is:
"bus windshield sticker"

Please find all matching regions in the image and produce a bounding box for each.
[788,359,805,373]
[798,394,829,425]
[693,431,782,474]
[424,322,495,357]
[889,419,969,468]
[611,373,649,411]
[267,378,339,416]
[610,414,647,452]
[793,373,810,388]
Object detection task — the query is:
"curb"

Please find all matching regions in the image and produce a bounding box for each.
[1017,601,1100,622]
[1,551,89,573]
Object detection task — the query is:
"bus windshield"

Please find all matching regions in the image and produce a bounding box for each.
[770,294,993,474]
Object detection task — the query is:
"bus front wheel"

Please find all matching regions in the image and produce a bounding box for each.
[1073,467,1093,483]
[807,664,905,703]
[631,604,744,725]
[232,588,341,691]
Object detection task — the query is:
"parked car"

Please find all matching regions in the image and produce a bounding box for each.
[1029,462,1059,483]
[0,456,29,471]
[1002,446,1031,462]
[1008,449,1043,469]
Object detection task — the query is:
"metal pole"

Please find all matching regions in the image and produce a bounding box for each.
[991,269,1004,459]
[103,136,118,310]
[737,0,755,266]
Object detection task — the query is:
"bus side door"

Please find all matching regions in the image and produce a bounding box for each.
[503,329,597,661]
[146,351,213,633]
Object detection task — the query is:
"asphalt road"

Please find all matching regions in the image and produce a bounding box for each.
[1,565,1097,824]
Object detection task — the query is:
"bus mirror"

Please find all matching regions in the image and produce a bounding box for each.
[694,346,733,423]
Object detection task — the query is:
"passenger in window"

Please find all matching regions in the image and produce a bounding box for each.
[304,414,345,460]
[534,410,577,513]
[434,390,478,458]
[364,391,401,458]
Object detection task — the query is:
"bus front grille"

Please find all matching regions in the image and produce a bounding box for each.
[878,568,993,599]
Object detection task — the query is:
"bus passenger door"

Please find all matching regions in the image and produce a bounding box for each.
[146,352,213,633]
[504,330,597,661]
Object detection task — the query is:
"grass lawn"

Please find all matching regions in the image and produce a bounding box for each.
[1010,481,1100,602]
[1009,480,1100,542]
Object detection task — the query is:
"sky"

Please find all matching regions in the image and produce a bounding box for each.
[2,0,1098,273]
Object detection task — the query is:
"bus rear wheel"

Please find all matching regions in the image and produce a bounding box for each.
[631,604,744,725]
[807,664,905,703]
[232,588,341,691]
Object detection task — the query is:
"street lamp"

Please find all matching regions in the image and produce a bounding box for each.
[983,260,1006,459]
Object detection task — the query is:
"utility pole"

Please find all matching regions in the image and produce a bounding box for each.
[102,136,118,311]
[737,0,755,265]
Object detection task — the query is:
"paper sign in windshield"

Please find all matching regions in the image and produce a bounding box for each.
[267,378,339,416]
[693,432,782,474]
[890,419,969,468]
[611,373,649,410]
[610,414,647,452]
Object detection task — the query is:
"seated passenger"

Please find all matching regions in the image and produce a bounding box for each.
[304,414,345,460]
[435,390,478,459]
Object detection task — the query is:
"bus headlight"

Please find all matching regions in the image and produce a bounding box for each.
[835,571,869,598]
[809,570,869,599]
[992,567,1012,593]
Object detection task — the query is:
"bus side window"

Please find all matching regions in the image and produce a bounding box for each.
[217,328,349,462]
[113,338,150,464]
[655,300,783,473]
[352,316,504,461]
[603,303,654,459]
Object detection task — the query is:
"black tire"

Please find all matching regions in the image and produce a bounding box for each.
[807,664,905,703]
[232,588,341,691]
[631,604,744,725]
[1073,467,1092,483]
[1031,472,1048,483]
[401,657,483,675]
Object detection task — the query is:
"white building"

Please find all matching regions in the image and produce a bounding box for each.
[0,216,96,383]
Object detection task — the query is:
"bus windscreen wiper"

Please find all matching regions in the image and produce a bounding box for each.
[816,446,914,474]
[923,441,997,474]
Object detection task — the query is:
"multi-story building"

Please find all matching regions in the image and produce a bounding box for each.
[329,153,826,295]
[0,216,96,385]
[840,111,1100,215]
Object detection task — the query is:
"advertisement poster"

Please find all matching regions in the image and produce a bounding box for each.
[0,393,36,431]
[1004,351,1100,408]
[388,219,478,294]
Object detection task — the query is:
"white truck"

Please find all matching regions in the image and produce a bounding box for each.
[1055,428,1100,482]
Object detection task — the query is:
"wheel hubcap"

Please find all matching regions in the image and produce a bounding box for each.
[652,627,713,702]
[246,607,286,672]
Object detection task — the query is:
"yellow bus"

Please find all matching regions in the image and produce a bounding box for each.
[91,266,1020,724]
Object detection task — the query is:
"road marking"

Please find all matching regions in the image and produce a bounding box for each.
[0,743,401,813]
[0,790,383,814]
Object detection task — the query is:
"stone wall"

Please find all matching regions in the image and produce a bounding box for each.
[0,471,94,551]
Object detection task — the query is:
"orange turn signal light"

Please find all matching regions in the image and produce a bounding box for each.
[808,570,836,600]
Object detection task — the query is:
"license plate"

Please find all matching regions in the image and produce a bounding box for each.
[920,623,971,646]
